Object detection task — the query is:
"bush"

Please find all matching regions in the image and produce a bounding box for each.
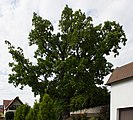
[38,94,56,120]
[26,101,39,120]
[5,111,14,120]
[14,104,30,120]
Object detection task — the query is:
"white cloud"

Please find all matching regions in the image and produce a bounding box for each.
[0,0,133,105]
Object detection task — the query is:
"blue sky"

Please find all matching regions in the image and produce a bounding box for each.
[0,0,133,106]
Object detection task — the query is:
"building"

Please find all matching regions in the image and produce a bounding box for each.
[0,105,4,120]
[106,62,133,120]
[3,96,23,117]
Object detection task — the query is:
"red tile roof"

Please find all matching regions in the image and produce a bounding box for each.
[106,62,133,85]
[3,100,12,109]
[0,108,3,113]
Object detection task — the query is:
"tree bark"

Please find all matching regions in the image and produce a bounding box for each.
[62,108,70,120]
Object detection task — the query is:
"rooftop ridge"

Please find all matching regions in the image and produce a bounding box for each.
[106,62,133,85]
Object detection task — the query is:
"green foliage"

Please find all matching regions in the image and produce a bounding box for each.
[26,101,39,120]
[53,100,65,120]
[89,117,99,120]
[6,5,127,118]
[5,111,14,120]
[14,104,30,120]
[70,87,110,111]
[37,94,56,120]
[80,114,88,120]
[25,108,34,120]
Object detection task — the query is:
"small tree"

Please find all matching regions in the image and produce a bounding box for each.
[38,94,56,120]
[14,104,30,120]
[5,111,14,120]
[25,108,34,120]
[26,101,39,120]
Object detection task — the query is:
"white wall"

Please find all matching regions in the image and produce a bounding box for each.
[12,99,22,106]
[110,77,133,120]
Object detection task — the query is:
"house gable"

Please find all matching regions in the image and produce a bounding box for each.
[5,97,23,110]
[2,96,23,119]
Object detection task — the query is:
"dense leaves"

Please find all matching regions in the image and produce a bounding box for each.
[26,101,39,120]
[14,104,30,120]
[70,87,110,111]
[37,94,56,120]
[5,111,14,120]
[6,5,127,118]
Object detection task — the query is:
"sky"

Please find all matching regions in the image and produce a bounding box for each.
[0,0,133,106]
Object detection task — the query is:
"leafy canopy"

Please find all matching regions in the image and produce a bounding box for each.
[5,5,126,110]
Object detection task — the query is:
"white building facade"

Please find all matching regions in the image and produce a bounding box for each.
[107,62,133,120]
[111,78,133,120]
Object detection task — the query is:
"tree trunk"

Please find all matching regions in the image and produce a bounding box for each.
[62,108,70,120]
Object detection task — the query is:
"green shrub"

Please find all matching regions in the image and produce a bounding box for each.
[5,111,14,120]
[26,101,39,120]
[14,104,30,120]
[38,94,56,120]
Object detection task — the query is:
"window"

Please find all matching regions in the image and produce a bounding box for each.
[9,105,20,110]
[119,107,133,120]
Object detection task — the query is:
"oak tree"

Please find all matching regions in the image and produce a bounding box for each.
[6,5,127,118]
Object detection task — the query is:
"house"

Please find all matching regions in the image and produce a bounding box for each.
[0,105,4,120]
[3,96,23,117]
[106,62,133,120]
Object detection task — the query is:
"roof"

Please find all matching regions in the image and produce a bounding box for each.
[106,62,133,85]
[3,97,23,110]
[3,100,12,109]
[70,106,103,115]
